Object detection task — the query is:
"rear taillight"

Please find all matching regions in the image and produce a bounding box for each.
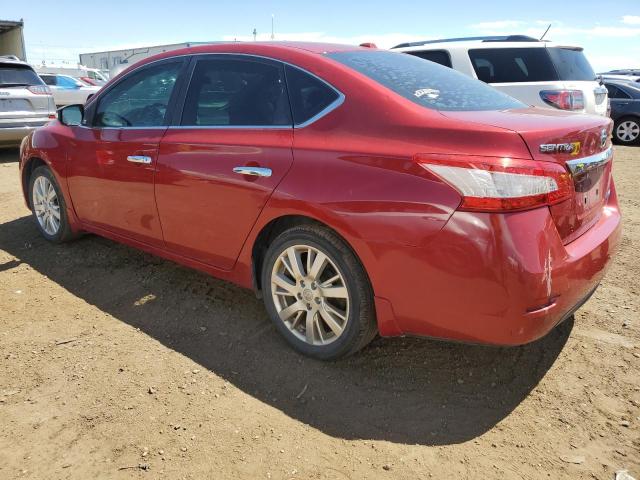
[416,154,573,212]
[539,90,584,111]
[27,85,51,95]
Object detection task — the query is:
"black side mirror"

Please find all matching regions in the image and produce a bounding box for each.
[58,104,84,126]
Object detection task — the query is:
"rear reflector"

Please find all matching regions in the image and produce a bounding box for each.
[416,154,573,212]
[539,90,584,111]
[27,85,52,95]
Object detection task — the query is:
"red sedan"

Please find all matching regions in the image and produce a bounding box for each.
[19,42,621,359]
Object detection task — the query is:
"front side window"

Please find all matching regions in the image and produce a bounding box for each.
[328,50,524,112]
[95,61,182,127]
[605,84,631,99]
[181,58,291,127]
[468,48,558,83]
[57,75,81,88]
[285,65,339,125]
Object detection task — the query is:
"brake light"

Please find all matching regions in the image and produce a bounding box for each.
[416,154,573,212]
[539,90,584,111]
[27,85,51,95]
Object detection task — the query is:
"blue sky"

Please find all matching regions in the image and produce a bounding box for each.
[4,0,639,71]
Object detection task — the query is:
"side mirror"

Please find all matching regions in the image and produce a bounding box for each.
[58,104,84,126]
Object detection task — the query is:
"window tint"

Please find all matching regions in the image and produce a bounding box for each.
[468,48,558,83]
[328,50,524,112]
[95,61,181,127]
[181,58,291,127]
[0,66,44,87]
[547,48,596,81]
[285,65,339,125]
[40,75,56,86]
[406,50,452,68]
[605,84,631,99]
[57,75,80,88]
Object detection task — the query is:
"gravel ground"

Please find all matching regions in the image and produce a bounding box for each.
[0,146,638,480]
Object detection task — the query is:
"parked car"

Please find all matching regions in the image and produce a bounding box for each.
[600,74,640,84]
[0,56,56,147]
[603,79,640,145]
[392,35,608,116]
[38,74,101,107]
[35,65,109,86]
[19,43,620,359]
[601,69,640,77]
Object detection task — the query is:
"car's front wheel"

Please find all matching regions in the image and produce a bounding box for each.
[261,224,377,360]
[614,117,640,145]
[29,165,76,243]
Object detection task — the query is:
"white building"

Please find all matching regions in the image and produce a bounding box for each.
[79,42,214,74]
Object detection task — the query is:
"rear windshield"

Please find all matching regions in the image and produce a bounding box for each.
[468,47,596,83]
[0,65,44,87]
[547,48,596,81]
[327,50,524,111]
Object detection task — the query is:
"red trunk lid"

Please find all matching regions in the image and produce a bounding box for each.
[441,108,614,243]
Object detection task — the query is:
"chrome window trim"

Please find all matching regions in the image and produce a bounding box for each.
[566,146,613,175]
[86,51,346,131]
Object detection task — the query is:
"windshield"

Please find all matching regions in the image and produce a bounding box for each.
[0,65,44,87]
[548,48,596,81]
[327,50,525,111]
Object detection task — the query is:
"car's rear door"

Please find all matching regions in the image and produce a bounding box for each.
[155,54,294,270]
[67,58,187,246]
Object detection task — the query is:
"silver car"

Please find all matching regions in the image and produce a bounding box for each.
[0,56,56,147]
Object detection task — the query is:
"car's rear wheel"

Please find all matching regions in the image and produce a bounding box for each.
[614,117,640,145]
[29,165,75,243]
[261,224,377,360]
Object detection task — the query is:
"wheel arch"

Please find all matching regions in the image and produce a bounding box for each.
[22,157,48,209]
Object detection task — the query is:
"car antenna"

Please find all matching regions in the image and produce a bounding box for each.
[540,23,552,41]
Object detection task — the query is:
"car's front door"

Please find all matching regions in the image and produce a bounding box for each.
[155,55,294,270]
[67,59,186,246]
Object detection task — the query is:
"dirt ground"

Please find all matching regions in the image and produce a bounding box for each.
[0,146,638,480]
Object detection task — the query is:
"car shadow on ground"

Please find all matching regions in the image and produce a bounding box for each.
[0,148,19,163]
[0,215,572,446]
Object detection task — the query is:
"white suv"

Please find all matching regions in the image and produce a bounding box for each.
[0,56,56,147]
[392,35,608,116]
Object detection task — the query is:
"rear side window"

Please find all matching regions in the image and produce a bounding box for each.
[547,48,596,81]
[468,48,558,83]
[328,50,524,112]
[406,50,452,68]
[40,75,56,86]
[285,65,339,125]
[0,65,45,87]
[181,58,291,127]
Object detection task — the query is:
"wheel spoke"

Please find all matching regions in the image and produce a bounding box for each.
[278,301,304,322]
[286,247,305,279]
[308,251,328,280]
[272,273,297,296]
[50,206,61,220]
[324,301,347,321]
[319,305,344,336]
[320,285,348,299]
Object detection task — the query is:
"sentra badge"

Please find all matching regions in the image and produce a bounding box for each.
[539,142,581,155]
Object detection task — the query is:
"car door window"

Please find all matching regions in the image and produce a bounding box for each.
[284,65,340,125]
[57,76,79,88]
[606,84,631,99]
[181,58,291,126]
[40,75,56,86]
[406,50,452,68]
[95,61,182,128]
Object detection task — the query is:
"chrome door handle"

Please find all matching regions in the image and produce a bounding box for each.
[127,155,152,164]
[233,166,272,177]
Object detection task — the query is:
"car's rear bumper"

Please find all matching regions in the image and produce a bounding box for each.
[0,124,47,147]
[373,183,622,345]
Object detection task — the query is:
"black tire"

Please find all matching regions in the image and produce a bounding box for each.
[613,117,640,145]
[261,224,377,360]
[28,165,76,243]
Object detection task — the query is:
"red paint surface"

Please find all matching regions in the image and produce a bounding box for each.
[19,42,621,345]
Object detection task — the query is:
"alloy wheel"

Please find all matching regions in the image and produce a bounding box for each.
[270,244,350,346]
[32,176,61,236]
[616,120,640,142]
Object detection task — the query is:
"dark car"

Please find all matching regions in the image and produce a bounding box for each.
[604,80,640,145]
